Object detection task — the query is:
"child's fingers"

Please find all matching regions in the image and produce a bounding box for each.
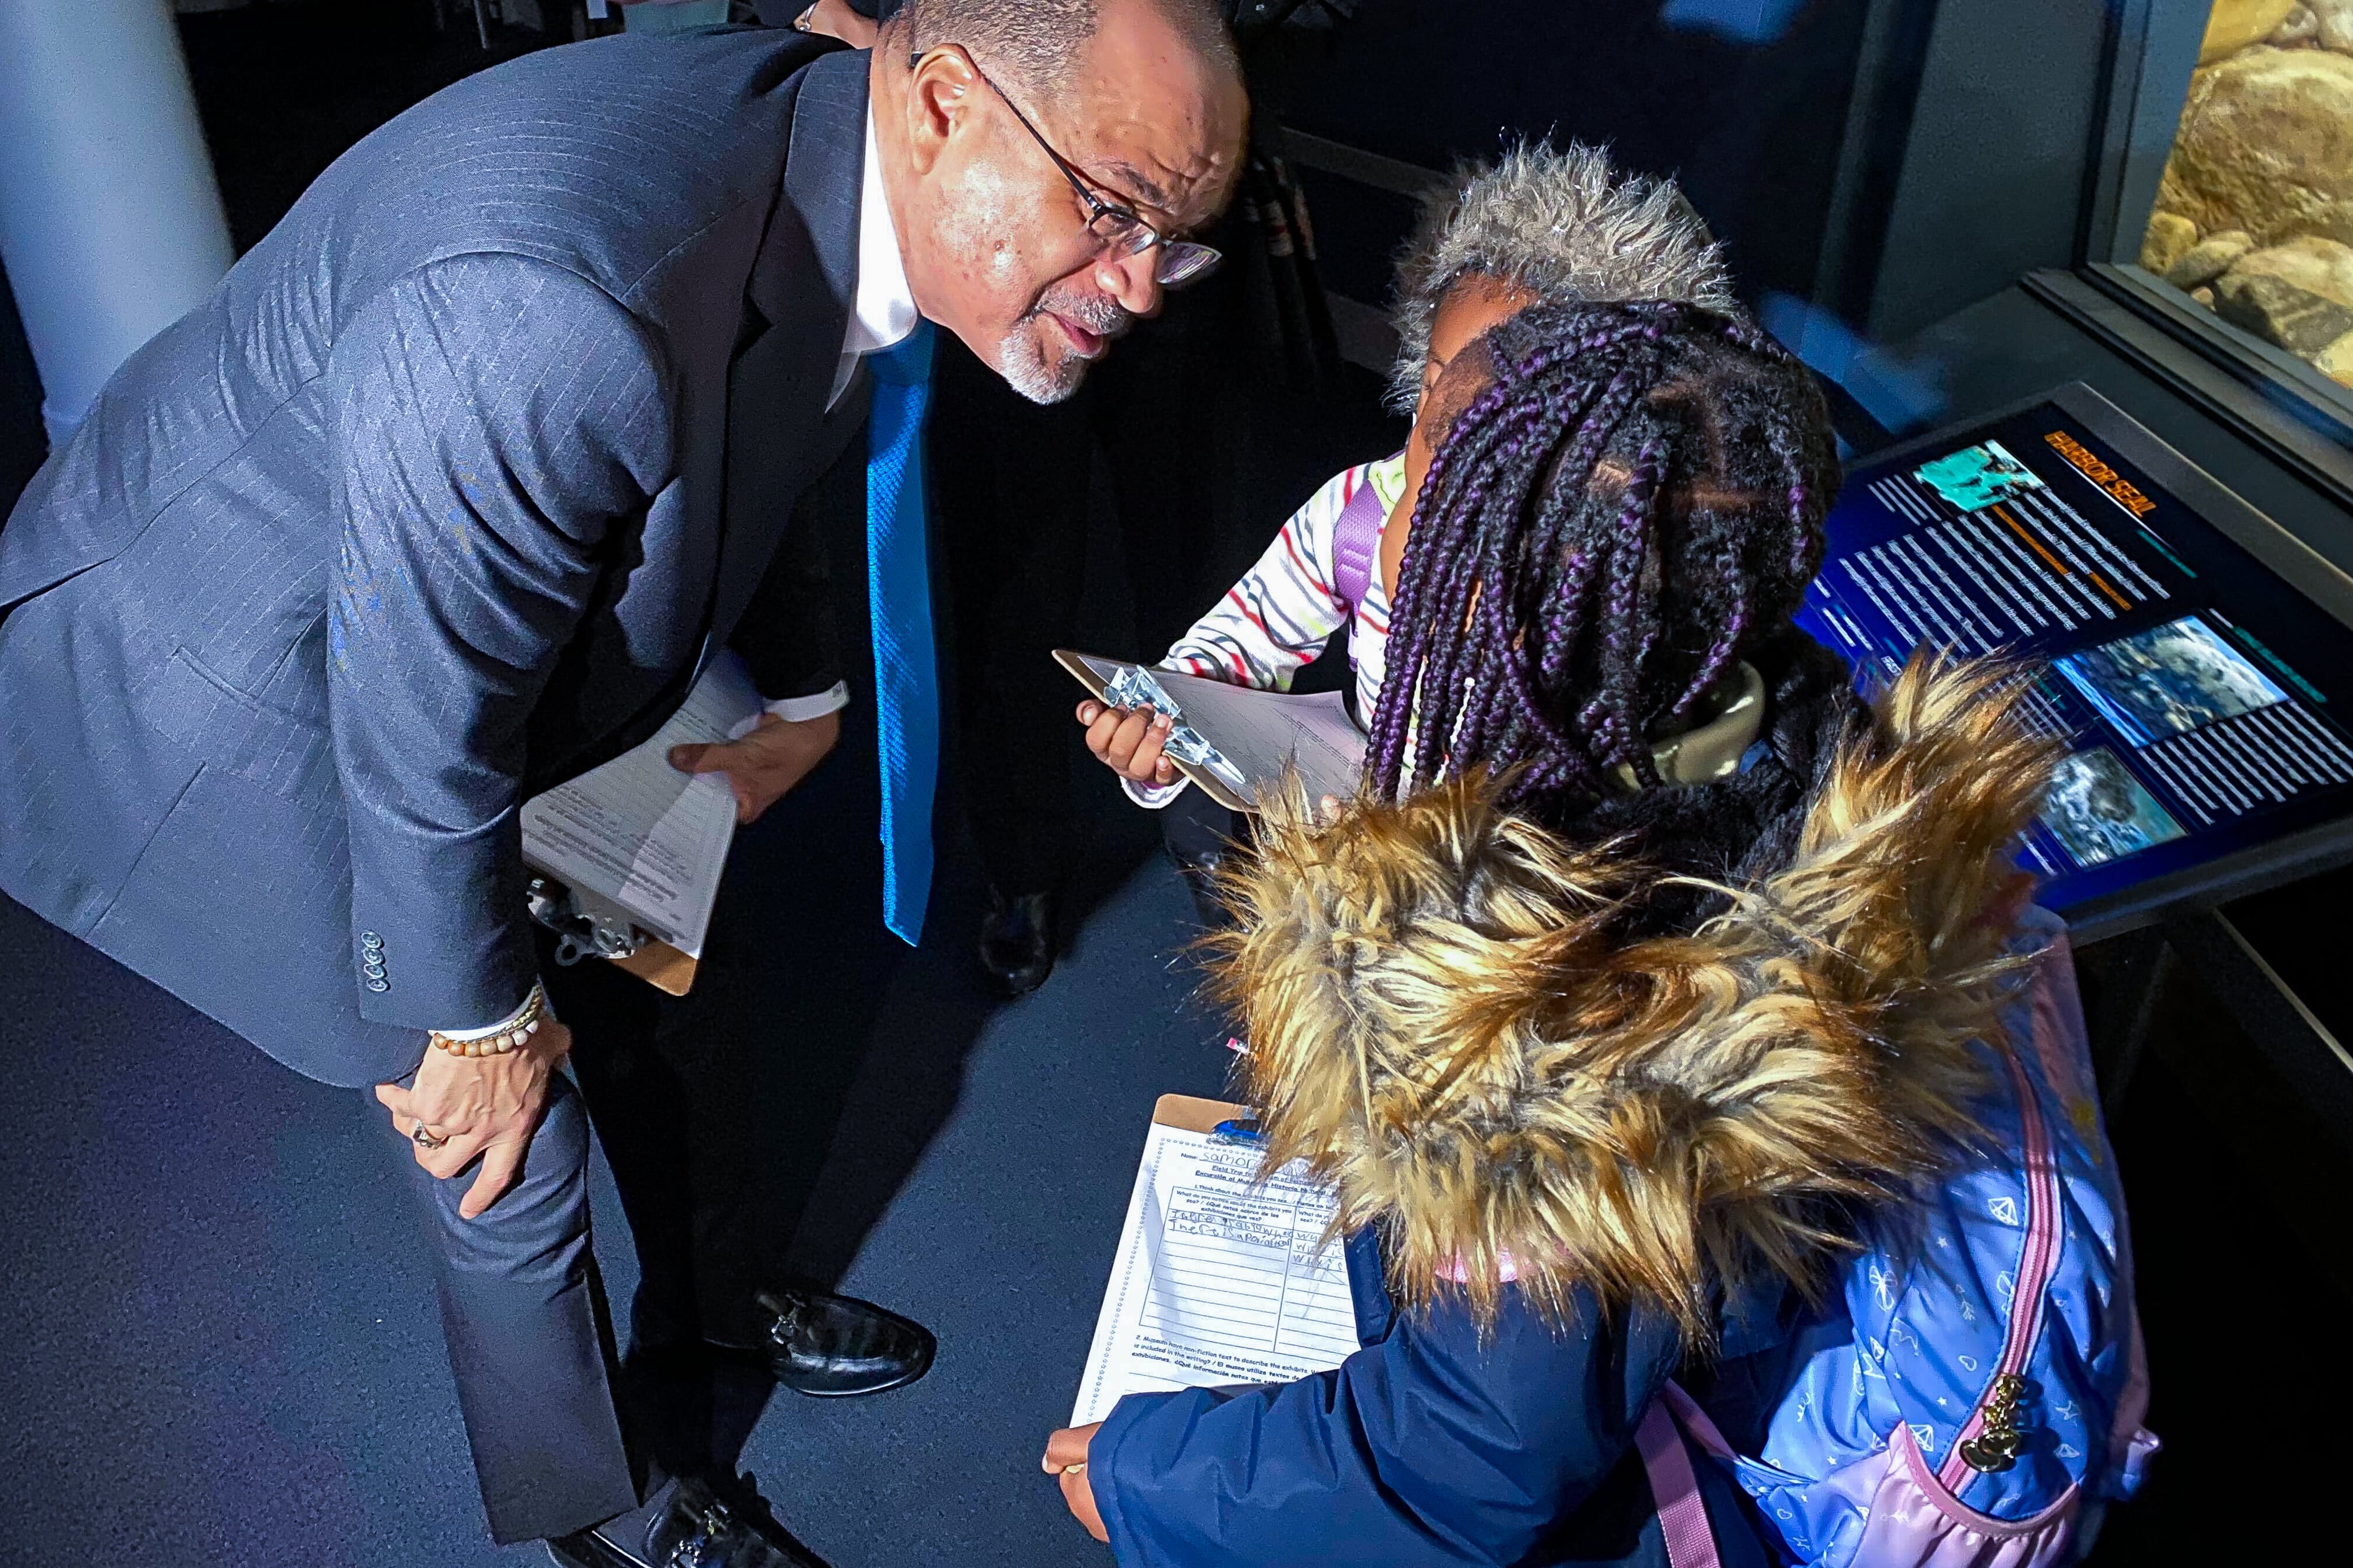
[1122,712,1175,782]
[1104,708,1158,770]
[1084,705,1134,762]
[1087,705,1181,784]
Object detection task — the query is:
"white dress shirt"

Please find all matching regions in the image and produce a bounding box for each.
[447,108,916,1037]
[829,105,921,408]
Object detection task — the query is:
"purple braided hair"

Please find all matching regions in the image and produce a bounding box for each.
[1365,298,1841,817]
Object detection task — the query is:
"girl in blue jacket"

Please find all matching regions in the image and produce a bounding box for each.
[1042,297,2071,1565]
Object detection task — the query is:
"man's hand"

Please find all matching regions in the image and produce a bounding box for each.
[1042,1424,1108,1543]
[374,1020,570,1220]
[669,709,841,825]
[792,0,879,45]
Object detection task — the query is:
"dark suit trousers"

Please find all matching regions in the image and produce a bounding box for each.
[542,923,785,1358]
[365,916,796,1545]
[368,1063,638,1544]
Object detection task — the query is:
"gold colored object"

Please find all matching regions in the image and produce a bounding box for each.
[1958,1373,2031,1473]
[428,982,548,1057]
[1608,660,1767,793]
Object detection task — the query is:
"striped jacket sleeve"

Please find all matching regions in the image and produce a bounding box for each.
[1119,463,1367,810]
[1159,463,1366,690]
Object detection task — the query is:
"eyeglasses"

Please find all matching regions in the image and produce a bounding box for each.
[914,48,1222,289]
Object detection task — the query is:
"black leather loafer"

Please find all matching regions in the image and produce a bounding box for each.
[754,1286,936,1397]
[549,1475,829,1568]
[978,888,1057,996]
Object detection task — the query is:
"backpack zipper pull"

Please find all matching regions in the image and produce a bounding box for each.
[1958,1373,2030,1472]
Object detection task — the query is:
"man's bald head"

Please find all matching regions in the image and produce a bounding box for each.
[887,0,1239,101]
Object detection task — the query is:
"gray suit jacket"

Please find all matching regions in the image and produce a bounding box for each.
[0,31,876,1085]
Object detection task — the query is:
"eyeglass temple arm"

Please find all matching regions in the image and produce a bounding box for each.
[909,47,1138,230]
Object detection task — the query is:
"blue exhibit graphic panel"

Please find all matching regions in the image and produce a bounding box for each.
[1798,402,2353,915]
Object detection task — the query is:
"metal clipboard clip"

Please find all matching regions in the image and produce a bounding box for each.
[526,874,652,968]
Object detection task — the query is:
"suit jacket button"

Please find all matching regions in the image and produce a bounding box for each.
[365,978,390,993]
[361,931,383,946]
[363,962,386,979]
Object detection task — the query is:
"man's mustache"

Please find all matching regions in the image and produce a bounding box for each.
[1029,289,1134,343]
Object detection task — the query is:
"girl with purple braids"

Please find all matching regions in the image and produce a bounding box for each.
[1358,292,1859,936]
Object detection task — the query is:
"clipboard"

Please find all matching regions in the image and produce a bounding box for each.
[518,652,762,999]
[609,938,698,997]
[523,871,704,997]
[1054,649,1260,813]
[1153,1092,1248,1134]
[1068,1090,1357,1426]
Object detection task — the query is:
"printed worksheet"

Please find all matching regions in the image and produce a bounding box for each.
[1071,1097,1361,1427]
[519,652,762,958]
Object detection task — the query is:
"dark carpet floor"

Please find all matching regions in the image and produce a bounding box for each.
[0,775,1234,1567]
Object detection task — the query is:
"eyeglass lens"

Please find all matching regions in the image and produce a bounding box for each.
[1155,242,1220,287]
[1084,210,1220,287]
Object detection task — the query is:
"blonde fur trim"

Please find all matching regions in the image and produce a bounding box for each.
[1204,654,2061,1346]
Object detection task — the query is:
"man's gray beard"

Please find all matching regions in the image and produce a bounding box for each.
[995,325,1086,405]
[995,291,1131,405]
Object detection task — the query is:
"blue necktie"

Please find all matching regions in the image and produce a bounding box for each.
[865,322,939,946]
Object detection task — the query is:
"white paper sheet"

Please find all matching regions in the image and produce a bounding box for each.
[1073,653,1368,808]
[1070,1116,1359,1427]
[519,652,763,959]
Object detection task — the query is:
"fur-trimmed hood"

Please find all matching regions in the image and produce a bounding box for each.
[1207,656,2062,1345]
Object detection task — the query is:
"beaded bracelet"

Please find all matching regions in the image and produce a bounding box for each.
[428,981,548,1057]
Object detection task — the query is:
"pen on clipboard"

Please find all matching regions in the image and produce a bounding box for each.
[1215,1040,1261,1143]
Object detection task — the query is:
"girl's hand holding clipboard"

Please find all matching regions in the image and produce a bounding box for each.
[1076,699,1179,789]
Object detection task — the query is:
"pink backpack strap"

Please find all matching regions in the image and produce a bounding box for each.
[1329,458,1395,617]
[1637,1384,1724,1568]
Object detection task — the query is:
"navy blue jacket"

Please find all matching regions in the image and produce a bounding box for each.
[1092,1230,1782,1567]
[0,33,868,1084]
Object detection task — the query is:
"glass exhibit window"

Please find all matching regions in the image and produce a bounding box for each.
[2135,2,2353,402]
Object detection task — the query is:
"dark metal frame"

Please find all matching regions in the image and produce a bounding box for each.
[2022,269,2353,521]
[2076,0,2205,271]
[2162,906,2353,1153]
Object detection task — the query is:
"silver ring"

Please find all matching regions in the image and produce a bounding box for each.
[792,5,816,29]
[411,1122,449,1150]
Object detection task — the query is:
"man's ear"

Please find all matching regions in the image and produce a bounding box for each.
[902,45,981,178]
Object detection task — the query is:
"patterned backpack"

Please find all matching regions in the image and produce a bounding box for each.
[1638,906,2158,1567]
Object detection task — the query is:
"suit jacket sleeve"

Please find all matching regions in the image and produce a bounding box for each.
[1088,1277,1682,1567]
[327,255,671,1030]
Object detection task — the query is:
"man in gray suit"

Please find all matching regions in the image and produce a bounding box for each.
[0,3,1244,1563]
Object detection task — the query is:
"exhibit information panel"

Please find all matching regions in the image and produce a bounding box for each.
[1798,385,2353,926]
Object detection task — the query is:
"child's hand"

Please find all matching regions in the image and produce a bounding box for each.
[1078,700,1179,788]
